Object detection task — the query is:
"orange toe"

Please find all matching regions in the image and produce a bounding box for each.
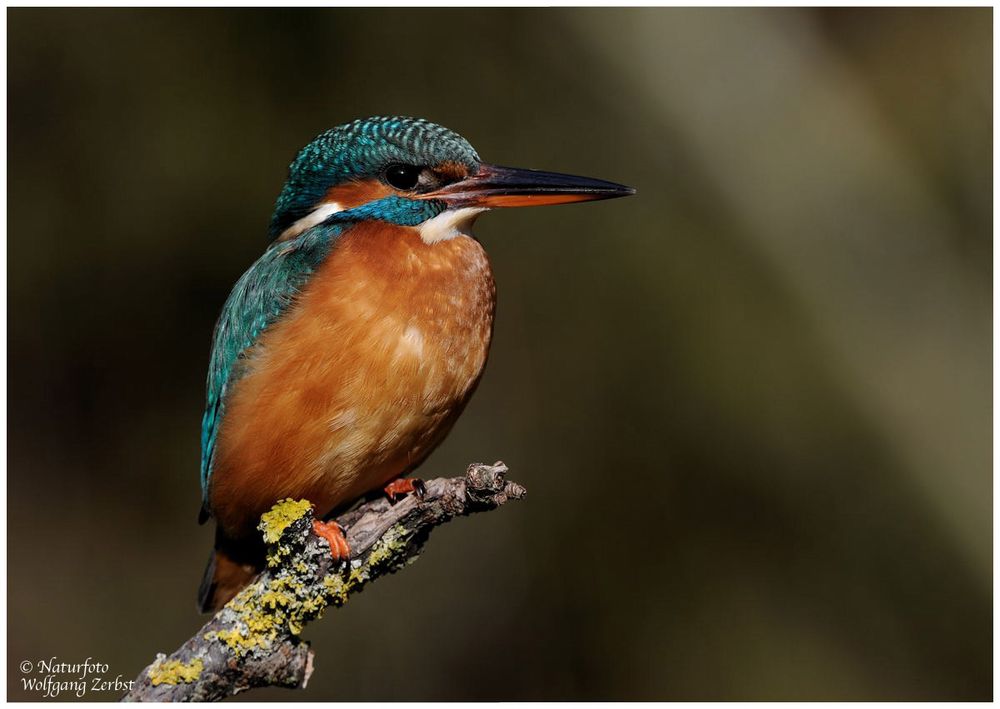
[383,477,427,504]
[312,519,351,561]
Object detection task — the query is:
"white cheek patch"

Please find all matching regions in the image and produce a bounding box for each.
[279,201,344,241]
[418,207,487,244]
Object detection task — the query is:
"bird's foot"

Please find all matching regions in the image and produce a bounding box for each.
[383,477,427,505]
[312,519,351,561]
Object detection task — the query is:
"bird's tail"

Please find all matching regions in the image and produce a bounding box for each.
[197,529,264,613]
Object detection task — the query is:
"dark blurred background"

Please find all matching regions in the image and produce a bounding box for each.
[7,7,991,701]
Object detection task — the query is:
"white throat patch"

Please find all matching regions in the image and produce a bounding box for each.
[418,207,487,244]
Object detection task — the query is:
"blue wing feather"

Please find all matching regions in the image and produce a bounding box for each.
[199,224,344,508]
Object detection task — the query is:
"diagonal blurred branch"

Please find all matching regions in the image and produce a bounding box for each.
[565,8,991,580]
[121,462,525,702]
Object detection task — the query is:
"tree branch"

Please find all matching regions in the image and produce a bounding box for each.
[122,462,524,702]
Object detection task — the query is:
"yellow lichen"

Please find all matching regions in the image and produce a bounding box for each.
[208,505,420,660]
[366,524,411,569]
[148,657,204,686]
[214,626,265,655]
[211,570,336,655]
[258,499,313,544]
[322,574,354,606]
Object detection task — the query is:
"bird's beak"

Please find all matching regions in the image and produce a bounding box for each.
[426,163,636,208]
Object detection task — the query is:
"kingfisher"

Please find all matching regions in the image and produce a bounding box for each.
[197,116,634,612]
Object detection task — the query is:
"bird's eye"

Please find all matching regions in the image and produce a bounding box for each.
[384,164,422,191]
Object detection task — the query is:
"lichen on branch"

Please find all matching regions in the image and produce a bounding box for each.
[123,462,524,702]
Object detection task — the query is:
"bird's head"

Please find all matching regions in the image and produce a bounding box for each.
[268,116,634,243]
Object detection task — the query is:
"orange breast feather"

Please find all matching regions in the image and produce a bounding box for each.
[208,223,496,540]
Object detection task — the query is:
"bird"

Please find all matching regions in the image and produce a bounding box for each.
[197,116,634,612]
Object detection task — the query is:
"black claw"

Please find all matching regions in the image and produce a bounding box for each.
[413,479,427,499]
